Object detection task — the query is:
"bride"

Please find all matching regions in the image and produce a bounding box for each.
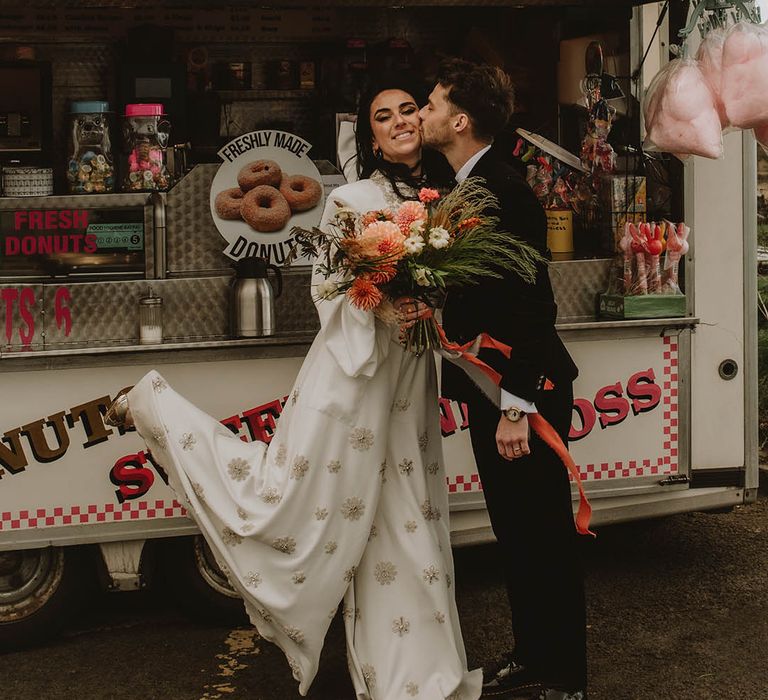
[107,77,482,700]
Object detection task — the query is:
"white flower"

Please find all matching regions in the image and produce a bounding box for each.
[428,226,451,249]
[315,279,339,300]
[413,267,431,287]
[409,220,425,236]
[403,235,425,255]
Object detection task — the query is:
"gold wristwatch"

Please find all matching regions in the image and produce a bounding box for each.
[502,406,526,423]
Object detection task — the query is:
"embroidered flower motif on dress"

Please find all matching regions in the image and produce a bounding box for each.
[324,540,337,554]
[191,482,206,503]
[361,663,377,689]
[241,523,253,534]
[283,626,305,644]
[246,571,262,587]
[291,455,310,479]
[150,426,167,448]
[405,520,418,533]
[434,611,446,624]
[292,571,306,584]
[422,565,440,585]
[393,398,411,412]
[315,507,328,520]
[257,608,273,622]
[418,431,429,452]
[368,524,378,541]
[272,536,297,554]
[342,605,361,621]
[261,487,282,504]
[291,389,299,405]
[406,681,420,696]
[341,497,365,521]
[151,376,168,393]
[379,460,388,483]
[343,566,358,583]
[237,506,249,520]
[349,427,374,451]
[374,561,398,585]
[392,616,410,636]
[222,527,243,546]
[227,457,251,481]
[446,573,453,588]
[426,461,439,475]
[398,458,414,475]
[327,459,342,473]
[275,444,287,467]
[179,433,196,451]
[420,499,442,521]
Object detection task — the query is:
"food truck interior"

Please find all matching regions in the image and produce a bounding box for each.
[0,0,680,351]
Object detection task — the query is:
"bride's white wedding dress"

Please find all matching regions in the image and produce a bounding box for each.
[127,171,482,700]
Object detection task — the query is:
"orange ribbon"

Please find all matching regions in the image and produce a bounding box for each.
[434,320,594,537]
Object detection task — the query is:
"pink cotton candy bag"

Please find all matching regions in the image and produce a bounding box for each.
[721,21,768,129]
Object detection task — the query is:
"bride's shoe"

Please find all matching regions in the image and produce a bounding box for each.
[105,388,134,428]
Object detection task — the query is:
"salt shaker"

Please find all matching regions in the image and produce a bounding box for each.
[139,289,163,344]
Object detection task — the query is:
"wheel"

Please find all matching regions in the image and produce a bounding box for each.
[158,535,248,626]
[0,546,87,651]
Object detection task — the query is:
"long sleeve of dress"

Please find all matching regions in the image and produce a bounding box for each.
[311,194,392,379]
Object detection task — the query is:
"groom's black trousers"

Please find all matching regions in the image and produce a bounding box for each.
[465,381,587,690]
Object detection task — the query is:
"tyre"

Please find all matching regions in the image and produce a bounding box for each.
[158,535,248,626]
[0,546,87,651]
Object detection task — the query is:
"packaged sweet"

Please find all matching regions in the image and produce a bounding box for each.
[720,21,768,129]
[696,27,730,129]
[642,57,723,159]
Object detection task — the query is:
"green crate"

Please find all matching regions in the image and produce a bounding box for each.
[598,293,687,320]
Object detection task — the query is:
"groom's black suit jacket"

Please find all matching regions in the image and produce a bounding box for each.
[441,147,578,404]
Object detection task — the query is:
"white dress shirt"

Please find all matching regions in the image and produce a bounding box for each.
[455,144,538,415]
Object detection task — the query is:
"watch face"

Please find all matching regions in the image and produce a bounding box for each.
[505,407,522,422]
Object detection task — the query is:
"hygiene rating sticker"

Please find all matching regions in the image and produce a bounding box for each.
[86,223,144,250]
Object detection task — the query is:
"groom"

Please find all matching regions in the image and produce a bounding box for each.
[420,59,586,700]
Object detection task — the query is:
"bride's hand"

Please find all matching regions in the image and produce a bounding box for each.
[394,297,431,329]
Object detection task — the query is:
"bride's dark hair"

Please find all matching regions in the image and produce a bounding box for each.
[353,73,452,197]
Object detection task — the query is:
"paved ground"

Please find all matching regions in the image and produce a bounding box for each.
[1,490,767,700]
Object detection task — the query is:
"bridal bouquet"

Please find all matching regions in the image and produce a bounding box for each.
[289,177,543,355]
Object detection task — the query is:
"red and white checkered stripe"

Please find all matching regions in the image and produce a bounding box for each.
[0,500,187,531]
[448,335,680,492]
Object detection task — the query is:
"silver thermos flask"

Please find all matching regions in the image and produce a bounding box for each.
[231,256,283,337]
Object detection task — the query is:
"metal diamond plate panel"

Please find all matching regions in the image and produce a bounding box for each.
[165,165,230,274]
[550,259,612,321]
[0,284,44,352]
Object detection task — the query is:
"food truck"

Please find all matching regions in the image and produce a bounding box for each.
[0,0,758,648]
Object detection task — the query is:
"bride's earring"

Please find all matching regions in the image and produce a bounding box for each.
[373,145,383,160]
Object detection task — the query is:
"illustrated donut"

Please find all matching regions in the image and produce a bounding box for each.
[279,174,322,212]
[237,160,282,191]
[214,187,245,220]
[241,185,291,232]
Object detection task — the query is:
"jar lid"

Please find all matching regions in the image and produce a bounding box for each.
[71,101,111,114]
[125,103,165,117]
[139,296,162,306]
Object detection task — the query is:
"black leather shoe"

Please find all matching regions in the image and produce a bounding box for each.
[481,659,544,698]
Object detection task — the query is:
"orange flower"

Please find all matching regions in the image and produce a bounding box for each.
[394,200,428,236]
[458,217,481,232]
[359,220,405,260]
[361,209,394,227]
[418,187,440,204]
[368,264,397,284]
[348,277,383,310]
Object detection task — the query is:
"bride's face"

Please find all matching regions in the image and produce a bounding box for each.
[369,89,422,167]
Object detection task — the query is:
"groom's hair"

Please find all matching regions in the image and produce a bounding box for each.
[436,58,514,142]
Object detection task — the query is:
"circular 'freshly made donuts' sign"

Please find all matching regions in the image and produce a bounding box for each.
[210,130,325,265]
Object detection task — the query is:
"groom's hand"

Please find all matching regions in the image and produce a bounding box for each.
[496,415,531,460]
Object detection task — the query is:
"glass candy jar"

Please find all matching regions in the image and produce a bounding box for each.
[122,103,171,192]
[138,290,163,344]
[66,101,116,194]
